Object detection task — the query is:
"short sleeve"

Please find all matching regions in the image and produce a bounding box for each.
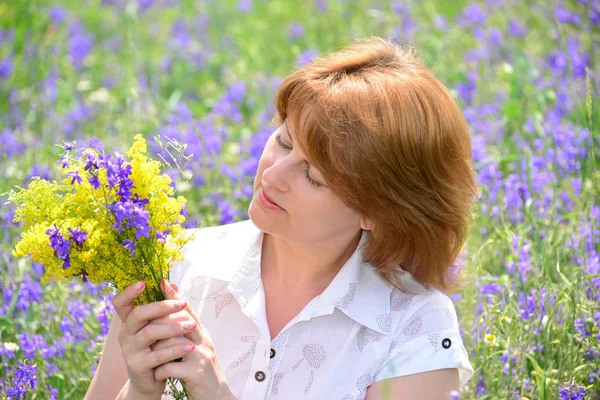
[372,291,474,389]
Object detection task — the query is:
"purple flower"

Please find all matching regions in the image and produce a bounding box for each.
[296,49,319,66]
[180,203,188,217]
[28,164,51,181]
[555,6,581,25]
[68,21,94,71]
[508,19,527,37]
[288,21,305,40]
[122,240,136,256]
[156,229,171,243]
[49,7,69,24]
[68,226,88,248]
[559,381,587,400]
[0,56,14,80]
[46,224,71,269]
[88,175,101,189]
[0,128,25,159]
[238,0,252,13]
[66,170,83,185]
[5,362,37,399]
[134,224,152,240]
[457,2,486,28]
[63,141,75,151]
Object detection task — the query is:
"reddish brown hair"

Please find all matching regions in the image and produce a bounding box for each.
[272,37,479,295]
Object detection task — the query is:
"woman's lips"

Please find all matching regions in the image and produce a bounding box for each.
[258,188,285,212]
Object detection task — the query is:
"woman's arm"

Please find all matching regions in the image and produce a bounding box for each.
[85,312,129,400]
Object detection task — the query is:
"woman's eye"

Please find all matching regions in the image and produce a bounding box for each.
[275,133,292,150]
[275,133,323,189]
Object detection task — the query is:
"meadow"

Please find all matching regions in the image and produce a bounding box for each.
[0,0,598,398]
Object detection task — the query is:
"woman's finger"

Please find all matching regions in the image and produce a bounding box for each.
[146,343,196,370]
[161,279,206,345]
[112,280,146,323]
[125,300,188,335]
[135,320,198,349]
[150,335,194,352]
[149,309,191,325]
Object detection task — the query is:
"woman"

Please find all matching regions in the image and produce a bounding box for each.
[86,36,478,400]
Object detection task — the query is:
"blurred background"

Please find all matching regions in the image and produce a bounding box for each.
[0,0,598,398]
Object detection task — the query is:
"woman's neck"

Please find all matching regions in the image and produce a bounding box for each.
[260,230,362,291]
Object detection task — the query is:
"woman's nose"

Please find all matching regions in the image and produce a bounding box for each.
[262,154,292,192]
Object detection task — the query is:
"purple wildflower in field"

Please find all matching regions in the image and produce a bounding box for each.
[48,7,69,24]
[559,381,587,400]
[238,0,252,13]
[18,332,55,360]
[5,362,37,400]
[314,0,327,12]
[0,56,13,80]
[457,2,487,29]
[297,49,319,66]
[68,21,94,71]
[508,19,527,37]
[434,15,448,31]
[288,21,305,40]
[0,128,25,160]
[28,164,51,181]
[555,6,581,26]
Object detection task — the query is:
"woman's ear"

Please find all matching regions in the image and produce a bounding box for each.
[360,217,374,231]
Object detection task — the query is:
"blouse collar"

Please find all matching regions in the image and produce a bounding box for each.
[225,220,394,335]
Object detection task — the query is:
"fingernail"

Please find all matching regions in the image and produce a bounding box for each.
[137,281,145,290]
[182,344,195,351]
[174,301,187,308]
[172,284,179,293]
[183,321,197,330]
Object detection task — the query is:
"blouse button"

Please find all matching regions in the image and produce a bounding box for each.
[255,371,266,382]
[442,338,452,349]
[270,348,276,359]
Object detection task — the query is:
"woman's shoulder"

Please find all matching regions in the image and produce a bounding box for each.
[388,273,461,332]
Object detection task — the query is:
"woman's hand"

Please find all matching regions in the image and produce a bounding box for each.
[149,279,237,400]
[112,281,199,399]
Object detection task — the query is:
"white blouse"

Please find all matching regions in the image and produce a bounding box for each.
[167,220,474,399]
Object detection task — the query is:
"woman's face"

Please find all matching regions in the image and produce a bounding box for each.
[248,115,372,245]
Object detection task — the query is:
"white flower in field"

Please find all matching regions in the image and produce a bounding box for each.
[3,342,19,351]
[77,80,92,91]
[484,333,498,347]
[89,88,110,103]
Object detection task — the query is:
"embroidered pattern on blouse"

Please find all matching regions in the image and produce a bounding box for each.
[206,283,236,318]
[376,313,392,333]
[335,283,356,310]
[391,295,413,312]
[271,372,284,395]
[339,373,374,400]
[444,306,454,321]
[227,335,258,370]
[402,314,423,336]
[290,343,327,396]
[357,326,381,352]
[428,332,442,352]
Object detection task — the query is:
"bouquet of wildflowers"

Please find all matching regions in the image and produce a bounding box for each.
[6,134,198,399]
